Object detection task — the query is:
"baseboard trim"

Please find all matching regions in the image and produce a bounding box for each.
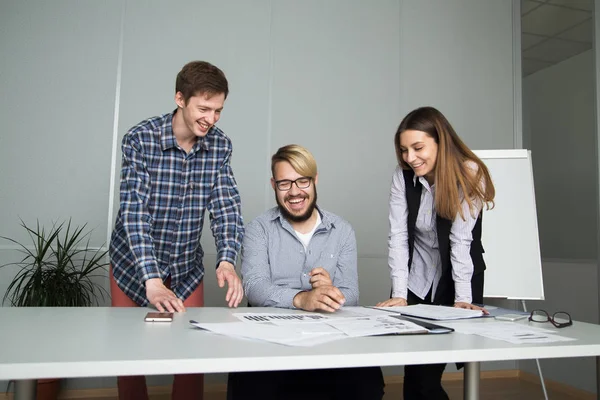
[518,370,596,400]
[0,369,594,399]
[384,369,519,385]
[0,384,175,400]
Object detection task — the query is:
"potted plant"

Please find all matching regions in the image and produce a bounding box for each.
[0,219,109,399]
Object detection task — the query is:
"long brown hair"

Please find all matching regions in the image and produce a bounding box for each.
[394,106,495,220]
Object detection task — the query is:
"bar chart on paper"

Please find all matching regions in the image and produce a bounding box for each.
[233,313,330,323]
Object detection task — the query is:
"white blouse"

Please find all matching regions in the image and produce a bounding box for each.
[387,165,483,304]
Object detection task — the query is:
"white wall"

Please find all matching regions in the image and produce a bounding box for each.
[0,0,520,392]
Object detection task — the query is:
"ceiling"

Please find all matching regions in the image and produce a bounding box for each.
[522,0,593,76]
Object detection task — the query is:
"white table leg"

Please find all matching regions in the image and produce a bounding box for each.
[463,361,480,400]
[14,379,36,400]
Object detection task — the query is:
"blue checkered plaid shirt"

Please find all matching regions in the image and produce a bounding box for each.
[109,110,244,306]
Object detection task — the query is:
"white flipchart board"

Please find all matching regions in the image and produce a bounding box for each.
[474,149,544,300]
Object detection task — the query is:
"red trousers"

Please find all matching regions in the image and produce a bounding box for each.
[110,267,204,400]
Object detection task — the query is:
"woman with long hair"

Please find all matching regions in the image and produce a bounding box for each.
[377,106,495,399]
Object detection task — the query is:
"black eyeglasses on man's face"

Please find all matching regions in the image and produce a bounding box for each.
[275,177,312,191]
[528,309,572,328]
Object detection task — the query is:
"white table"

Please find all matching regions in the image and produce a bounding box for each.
[1,307,599,400]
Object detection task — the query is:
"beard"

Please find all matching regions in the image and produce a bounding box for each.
[276,189,318,223]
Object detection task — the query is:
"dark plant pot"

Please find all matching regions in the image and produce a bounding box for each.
[37,378,60,400]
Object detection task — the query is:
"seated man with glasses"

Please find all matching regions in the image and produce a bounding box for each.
[227,144,384,400]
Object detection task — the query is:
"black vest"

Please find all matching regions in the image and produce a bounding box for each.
[403,169,485,306]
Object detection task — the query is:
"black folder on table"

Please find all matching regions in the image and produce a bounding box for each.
[387,315,454,334]
[369,306,455,334]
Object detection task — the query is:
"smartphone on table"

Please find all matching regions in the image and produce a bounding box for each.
[144,312,174,322]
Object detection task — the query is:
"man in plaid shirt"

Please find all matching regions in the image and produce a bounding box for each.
[109,61,244,399]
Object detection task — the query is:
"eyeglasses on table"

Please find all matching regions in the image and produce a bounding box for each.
[528,309,572,328]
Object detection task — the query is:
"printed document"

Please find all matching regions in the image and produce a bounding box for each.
[375,304,484,320]
[191,307,437,346]
[190,320,347,347]
[325,315,428,337]
[448,321,575,344]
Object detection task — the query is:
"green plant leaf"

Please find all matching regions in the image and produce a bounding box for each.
[1,219,109,307]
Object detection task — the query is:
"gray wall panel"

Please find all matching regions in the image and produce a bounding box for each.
[399,0,515,150]
[0,0,122,245]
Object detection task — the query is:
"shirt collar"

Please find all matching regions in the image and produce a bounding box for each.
[160,109,211,153]
[271,205,333,231]
[413,174,435,189]
[160,110,178,151]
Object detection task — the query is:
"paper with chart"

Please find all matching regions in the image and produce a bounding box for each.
[231,307,382,324]
[190,320,347,346]
[324,315,428,337]
[375,304,484,320]
[191,307,433,346]
[447,321,575,344]
[232,312,331,324]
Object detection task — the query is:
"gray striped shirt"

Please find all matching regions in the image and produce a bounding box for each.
[241,206,359,308]
[388,166,482,303]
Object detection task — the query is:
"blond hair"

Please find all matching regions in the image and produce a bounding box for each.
[271,144,318,178]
